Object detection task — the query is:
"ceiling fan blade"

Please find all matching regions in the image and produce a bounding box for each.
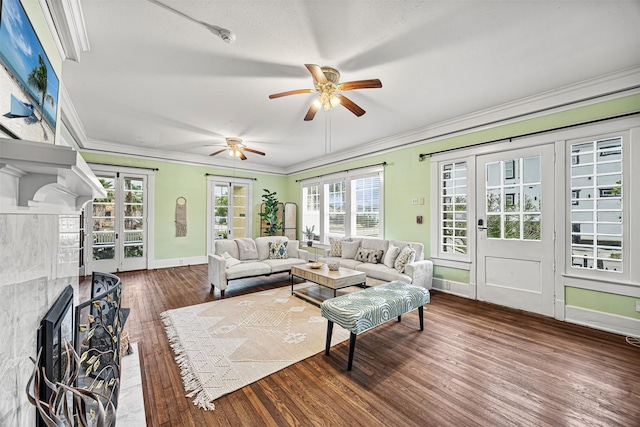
[339,79,383,91]
[336,94,365,117]
[304,102,320,121]
[305,64,327,84]
[239,151,248,160]
[269,89,314,99]
[209,148,227,156]
[243,147,265,156]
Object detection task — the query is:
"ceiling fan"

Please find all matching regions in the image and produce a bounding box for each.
[269,64,382,121]
[209,137,265,160]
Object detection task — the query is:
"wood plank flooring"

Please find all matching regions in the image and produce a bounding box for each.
[81,266,640,426]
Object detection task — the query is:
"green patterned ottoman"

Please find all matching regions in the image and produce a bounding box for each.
[320,280,430,370]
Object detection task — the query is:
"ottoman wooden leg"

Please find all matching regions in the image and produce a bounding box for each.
[347,332,357,371]
[325,321,334,355]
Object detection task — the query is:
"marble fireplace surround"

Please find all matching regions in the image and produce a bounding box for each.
[0,139,108,425]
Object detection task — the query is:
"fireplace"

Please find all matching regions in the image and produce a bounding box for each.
[37,285,74,427]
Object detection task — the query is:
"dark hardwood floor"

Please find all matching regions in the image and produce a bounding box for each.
[81,265,640,427]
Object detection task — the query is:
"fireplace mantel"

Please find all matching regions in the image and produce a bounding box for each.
[0,138,105,214]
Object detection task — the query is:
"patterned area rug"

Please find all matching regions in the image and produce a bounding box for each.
[161,286,350,410]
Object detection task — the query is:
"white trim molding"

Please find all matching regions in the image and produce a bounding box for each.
[40,0,90,62]
[432,278,472,299]
[150,256,207,270]
[565,305,640,338]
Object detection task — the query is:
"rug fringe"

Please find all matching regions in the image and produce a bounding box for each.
[161,311,216,411]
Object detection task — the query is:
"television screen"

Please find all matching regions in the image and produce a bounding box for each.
[0,0,60,142]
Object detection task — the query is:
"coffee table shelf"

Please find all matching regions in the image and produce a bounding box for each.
[291,264,366,306]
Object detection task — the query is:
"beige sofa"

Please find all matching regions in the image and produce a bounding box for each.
[208,236,309,297]
[318,237,433,289]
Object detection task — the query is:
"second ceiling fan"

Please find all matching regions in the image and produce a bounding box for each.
[269,64,382,121]
[209,137,265,160]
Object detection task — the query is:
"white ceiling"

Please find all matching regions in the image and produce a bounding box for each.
[62,1,640,174]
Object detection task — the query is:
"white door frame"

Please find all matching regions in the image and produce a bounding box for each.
[206,176,253,255]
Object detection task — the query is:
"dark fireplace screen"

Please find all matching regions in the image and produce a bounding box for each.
[74,272,125,424]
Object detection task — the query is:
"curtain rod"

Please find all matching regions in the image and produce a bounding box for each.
[295,162,386,182]
[88,162,159,171]
[205,173,257,180]
[418,111,639,161]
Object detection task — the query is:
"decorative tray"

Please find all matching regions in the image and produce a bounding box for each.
[309,262,324,269]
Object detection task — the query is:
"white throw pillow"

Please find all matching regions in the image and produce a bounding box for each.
[394,245,416,273]
[341,241,361,259]
[329,237,343,257]
[383,244,400,269]
[222,251,241,268]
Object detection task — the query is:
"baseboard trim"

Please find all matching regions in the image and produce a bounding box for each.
[432,278,471,298]
[565,305,640,338]
[150,256,207,270]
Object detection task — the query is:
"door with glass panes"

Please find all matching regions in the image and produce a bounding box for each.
[476,144,555,316]
[90,173,147,273]
[208,180,251,253]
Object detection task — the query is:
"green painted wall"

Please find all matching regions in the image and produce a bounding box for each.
[80,153,287,260]
[566,287,640,320]
[81,94,640,323]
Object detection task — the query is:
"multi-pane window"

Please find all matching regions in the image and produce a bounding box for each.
[570,137,623,272]
[441,162,468,254]
[485,156,541,241]
[123,177,144,258]
[353,176,380,237]
[300,169,383,243]
[93,176,116,260]
[326,180,346,235]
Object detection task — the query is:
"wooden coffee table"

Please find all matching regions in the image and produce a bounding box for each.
[291,264,366,306]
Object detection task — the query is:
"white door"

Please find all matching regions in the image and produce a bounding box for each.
[207,179,252,254]
[476,144,555,316]
[90,173,147,273]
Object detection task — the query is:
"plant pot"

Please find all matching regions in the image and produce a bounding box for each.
[307,241,313,247]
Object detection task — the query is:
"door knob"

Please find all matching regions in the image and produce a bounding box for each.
[477,219,488,231]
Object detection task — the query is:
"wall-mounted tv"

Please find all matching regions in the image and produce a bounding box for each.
[0,0,59,142]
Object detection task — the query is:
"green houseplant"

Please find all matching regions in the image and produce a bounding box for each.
[258,189,283,236]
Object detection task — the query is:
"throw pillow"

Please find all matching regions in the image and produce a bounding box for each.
[341,241,361,259]
[394,245,416,273]
[354,247,369,262]
[269,241,288,259]
[329,237,343,257]
[222,251,241,269]
[383,244,400,269]
[367,249,384,264]
[235,238,258,260]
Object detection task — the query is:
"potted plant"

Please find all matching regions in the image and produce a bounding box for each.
[258,189,283,236]
[304,225,315,247]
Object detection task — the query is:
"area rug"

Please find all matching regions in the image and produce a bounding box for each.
[161,286,350,410]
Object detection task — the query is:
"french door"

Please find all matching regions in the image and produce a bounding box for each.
[207,177,253,254]
[90,172,148,273]
[476,144,555,316]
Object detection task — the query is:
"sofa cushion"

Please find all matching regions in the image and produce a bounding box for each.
[222,251,241,268]
[214,239,239,259]
[390,240,424,261]
[236,238,259,260]
[355,263,412,284]
[286,240,301,258]
[225,261,271,279]
[361,238,389,254]
[319,256,362,270]
[269,241,288,259]
[383,244,400,269]
[263,258,307,273]
[342,241,361,259]
[394,245,416,273]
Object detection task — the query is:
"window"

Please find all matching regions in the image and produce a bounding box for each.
[441,162,468,254]
[300,167,383,243]
[485,156,541,241]
[570,137,622,273]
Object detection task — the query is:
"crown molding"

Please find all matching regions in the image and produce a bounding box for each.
[59,83,89,148]
[39,0,90,62]
[285,66,640,175]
